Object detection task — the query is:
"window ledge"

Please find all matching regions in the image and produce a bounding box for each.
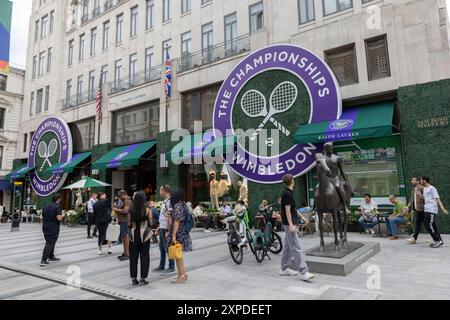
[362,0,384,9]
[145,27,154,33]
[130,35,138,41]
[181,11,191,18]
[298,20,316,29]
[323,8,354,21]
[201,2,212,8]
[162,19,172,26]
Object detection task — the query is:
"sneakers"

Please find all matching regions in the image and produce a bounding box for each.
[369,228,376,235]
[279,268,298,276]
[389,236,399,240]
[108,248,112,254]
[160,268,176,275]
[365,229,370,234]
[118,254,129,261]
[203,229,212,233]
[48,257,60,262]
[300,272,315,282]
[406,238,417,244]
[40,260,49,267]
[97,250,102,255]
[152,267,165,272]
[430,240,444,248]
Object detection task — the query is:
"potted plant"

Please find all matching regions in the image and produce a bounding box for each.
[65,210,81,227]
[346,208,361,232]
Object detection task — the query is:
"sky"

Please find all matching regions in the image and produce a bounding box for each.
[6,0,450,69]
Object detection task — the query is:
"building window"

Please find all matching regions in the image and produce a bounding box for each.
[116,13,124,43]
[0,75,6,91]
[201,0,212,5]
[49,10,54,33]
[249,2,264,33]
[79,33,86,61]
[32,56,37,79]
[72,118,95,152]
[41,14,48,39]
[0,146,3,168]
[114,102,160,144]
[365,35,390,81]
[103,20,110,50]
[325,43,358,86]
[88,70,95,100]
[114,59,122,87]
[146,0,154,29]
[100,65,108,87]
[183,85,220,131]
[23,134,28,153]
[0,108,5,129]
[225,13,237,53]
[129,53,138,85]
[130,6,138,37]
[44,85,49,111]
[181,0,191,13]
[29,92,34,116]
[163,0,171,22]
[47,47,52,72]
[77,75,83,102]
[162,39,172,62]
[323,0,352,16]
[68,39,74,66]
[36,89,43,114]
[38,51,45,76]
[93,0,101,16]
[90,27,97,56]
[82,0,89,21]
[66,80,72,101]
[202,22,213,62]
[181,31,191,56]
[145,47,154,80]
[298,0,315,24]
[34,20,39,42]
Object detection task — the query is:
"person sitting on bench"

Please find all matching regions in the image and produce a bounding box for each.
[193,203,214,232]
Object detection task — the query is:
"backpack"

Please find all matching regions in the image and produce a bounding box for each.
[184,206,195,233]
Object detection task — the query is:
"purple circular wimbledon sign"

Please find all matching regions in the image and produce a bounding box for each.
[213,44,342,184]
[28,117,73,196]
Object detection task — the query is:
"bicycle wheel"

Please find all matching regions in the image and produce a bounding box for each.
[254,244,265,263]
[269,231,283,254]
[228,244,243,265]
[245,228,255,255]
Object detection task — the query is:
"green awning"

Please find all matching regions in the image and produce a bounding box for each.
[44,152,91,174]
[293,102,394,144]
[168,132,236,162]
[92,141,156,169]
[5,164,35,180]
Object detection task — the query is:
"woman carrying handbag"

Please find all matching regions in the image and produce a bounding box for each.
[166,188,192,284]
[128,191,152,285]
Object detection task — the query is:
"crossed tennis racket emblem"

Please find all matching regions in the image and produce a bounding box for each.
[38,139,58,171]
[240,81,298,141]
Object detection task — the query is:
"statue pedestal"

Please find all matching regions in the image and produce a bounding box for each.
[305,241,380,276]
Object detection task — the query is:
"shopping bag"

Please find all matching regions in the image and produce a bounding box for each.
[168,242,183,260]
[106,223,120,241]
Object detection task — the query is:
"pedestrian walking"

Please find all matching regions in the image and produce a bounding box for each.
[87,192,98,238]
[152,185,176,275]
[129,191,152,285]
[279,174,314,281]
[114,190,132,261]
[93,192,112,255]
[420,176,448,248]
[40,194,64,267]
[406,177,425,244]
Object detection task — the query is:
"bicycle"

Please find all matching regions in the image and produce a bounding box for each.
[251,214,283,263]
[227,210,255,265]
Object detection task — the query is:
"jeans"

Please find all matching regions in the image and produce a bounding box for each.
[41,231,59,261]
[423,212,443,242]
[413,211,425,240]
[97,223,108,247]
[358,216,378,230]
[281,225,308,275]
[386,216,406,236]
[158,229,174,270]
[129,229,150,279]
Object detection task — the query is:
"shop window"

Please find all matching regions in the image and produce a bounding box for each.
[365,35,390,81]
[182,85,220,132]
[72,118,95,152]
[113,102,160,145]
[325,43,358,86]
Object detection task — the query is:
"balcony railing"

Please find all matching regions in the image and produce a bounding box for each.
[61,89,97,111]
[178,34,250,73]
[109,64,162,95]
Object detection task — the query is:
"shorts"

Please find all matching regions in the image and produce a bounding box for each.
[119,222,129,239]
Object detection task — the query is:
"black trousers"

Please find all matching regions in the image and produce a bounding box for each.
[42,231,59,261]
[87,214,97,236]
[198,216,213,229]
[129,229,150,279]
[97,223,108,247]
[413,211,425,240]
[423,212,443,242]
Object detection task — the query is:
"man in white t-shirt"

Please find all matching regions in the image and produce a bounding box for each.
[420,176,448,248]
[358,193,378,235]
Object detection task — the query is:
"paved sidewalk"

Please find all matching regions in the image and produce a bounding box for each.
[0,223,449,300]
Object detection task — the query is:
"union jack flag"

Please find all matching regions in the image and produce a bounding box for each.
[164,52,172,98]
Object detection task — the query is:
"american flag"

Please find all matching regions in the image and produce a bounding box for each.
[96,87,102,119]
[164,52,172,98]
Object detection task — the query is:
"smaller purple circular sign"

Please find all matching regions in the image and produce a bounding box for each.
[28,117,73,197]
[213,44,342,184]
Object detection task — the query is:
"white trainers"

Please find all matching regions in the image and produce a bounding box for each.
[108,248,112,254]
[279,268,298,276]
[369,228,376,235]
[97,249,102,255]
[406,237,416,244]
[203,229,212,233]
[300,272,315,281]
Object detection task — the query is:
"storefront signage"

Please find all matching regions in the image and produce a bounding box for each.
[28,117,73,197]
[213,44,341,183]
[416,116,448,129]
[109,86,154,109]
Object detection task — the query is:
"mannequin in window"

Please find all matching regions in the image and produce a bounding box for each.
[209,171,219,210]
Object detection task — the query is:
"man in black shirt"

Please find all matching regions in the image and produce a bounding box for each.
[40,194,65,267]
[279,174,314,281]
